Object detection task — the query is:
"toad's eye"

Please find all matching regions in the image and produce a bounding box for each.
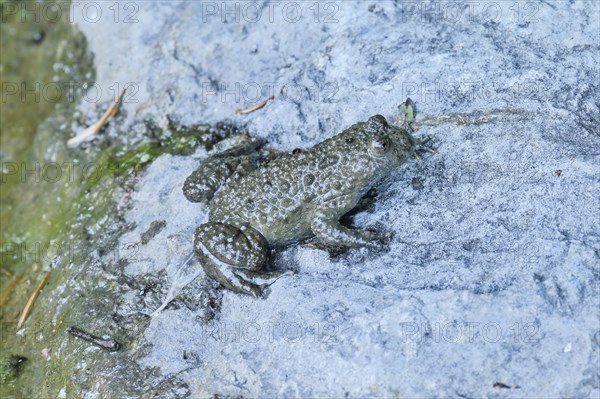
[370,137,390,155]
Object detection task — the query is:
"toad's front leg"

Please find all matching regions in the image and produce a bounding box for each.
[194,222,286,297]
[311,209,390,249]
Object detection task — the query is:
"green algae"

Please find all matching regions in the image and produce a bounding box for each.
[0,2,208,397]
[1,2,100,396]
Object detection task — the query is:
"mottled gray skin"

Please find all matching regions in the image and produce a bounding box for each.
[184,115,418,296]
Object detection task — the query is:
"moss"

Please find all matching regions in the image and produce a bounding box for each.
[0,1,140,397]
[0,0,93,161]
[0,2,217,397]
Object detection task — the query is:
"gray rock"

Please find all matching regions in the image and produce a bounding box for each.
[74,1,599,397]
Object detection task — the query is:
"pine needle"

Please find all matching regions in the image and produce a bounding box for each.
[17,272,51,329]
[0,273,23,307]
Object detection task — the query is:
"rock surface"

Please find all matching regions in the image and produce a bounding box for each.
[73,1,599,397]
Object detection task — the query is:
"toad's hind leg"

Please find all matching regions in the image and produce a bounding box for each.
[194,222,285,297]
[183,157,245,203]
[183,135,266,203]
[183,149,280,203]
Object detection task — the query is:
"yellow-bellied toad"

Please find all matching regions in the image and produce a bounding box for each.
[183,115,422,296]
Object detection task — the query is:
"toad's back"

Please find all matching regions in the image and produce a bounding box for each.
[208,134,374,244]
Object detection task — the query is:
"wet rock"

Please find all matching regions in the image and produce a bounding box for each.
[70,1,600,398]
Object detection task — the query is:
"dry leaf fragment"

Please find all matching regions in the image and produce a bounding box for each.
[235,96,275,115]
[67,88,126,147]
[41,347,51,359]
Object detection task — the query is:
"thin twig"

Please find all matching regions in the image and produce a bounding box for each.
[0,273,23,307]
[67,326,121,352]
[17,271,51,329]
[416,109,528,127]
[67,88,126,147]
[235,96,275,115]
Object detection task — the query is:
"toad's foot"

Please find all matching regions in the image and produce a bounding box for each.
[300,240,349,257]
[413,135,437,160]
[194,222,285,297]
